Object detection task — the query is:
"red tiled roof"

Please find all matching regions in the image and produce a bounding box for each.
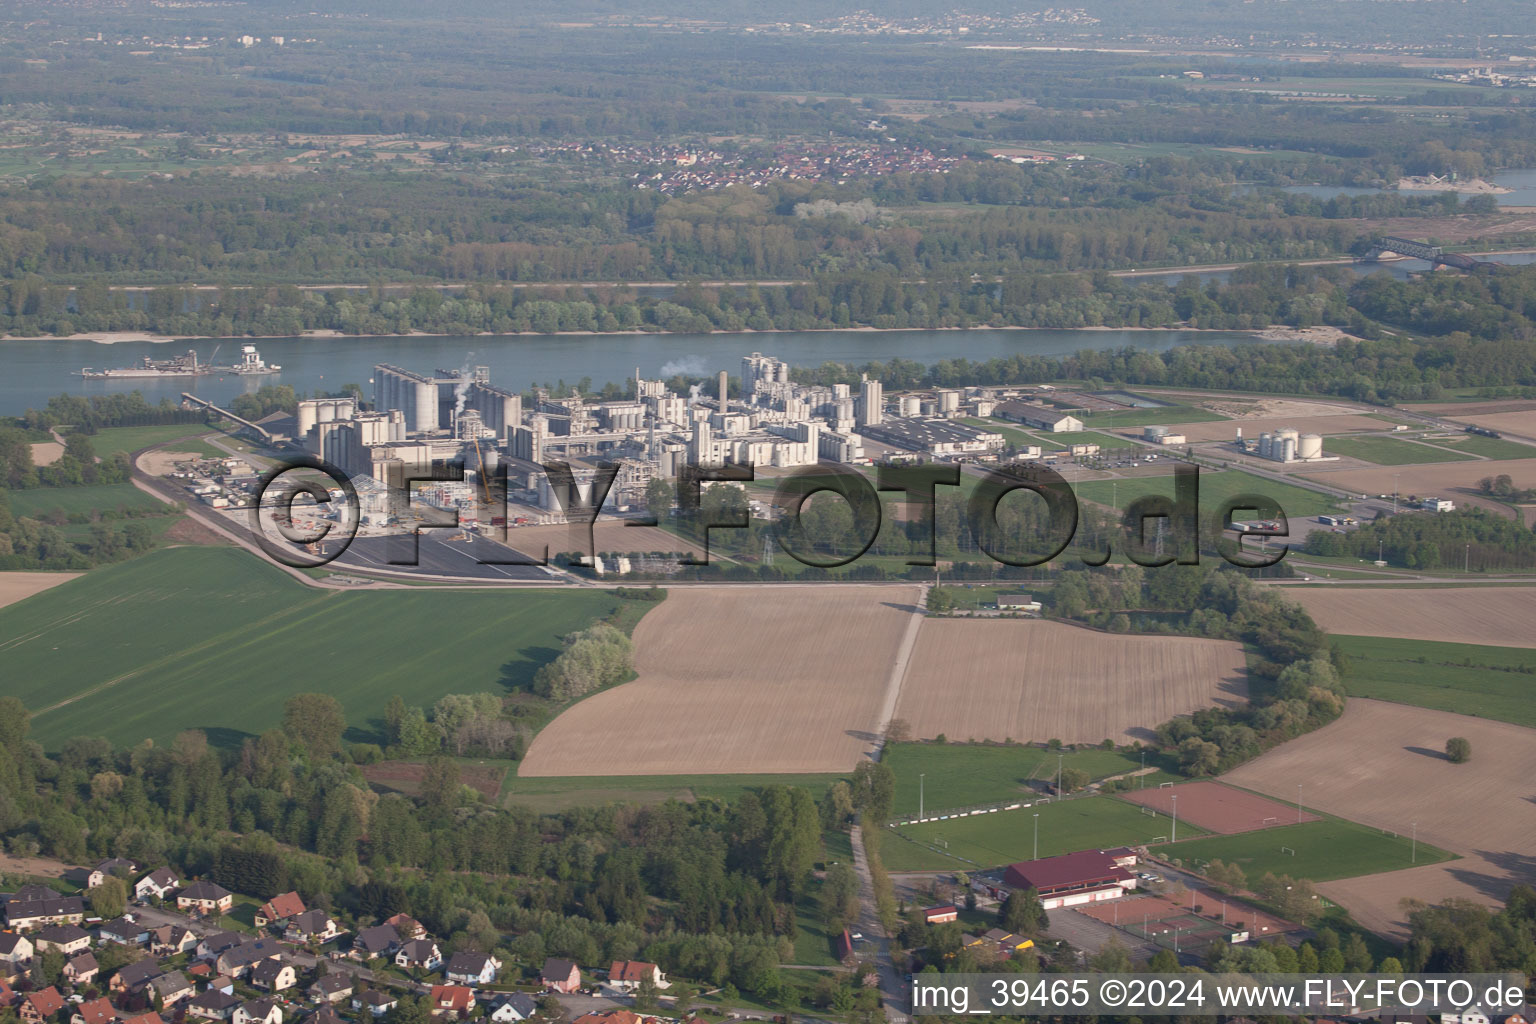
[1003,850,1132,894]
[257,892,305,921]
[26,988,66,1017]
[607,961,656,983]
[428,986,472,1012]
[76,999,118,1024]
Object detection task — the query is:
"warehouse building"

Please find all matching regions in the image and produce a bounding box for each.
[983,849,1139,910]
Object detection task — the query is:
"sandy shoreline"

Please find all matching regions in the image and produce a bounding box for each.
[1,323,1347,345]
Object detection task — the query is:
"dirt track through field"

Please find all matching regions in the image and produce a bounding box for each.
[894,620,1247,745]
[501,521,706,561]
[1222,699,1536,939]
[0,572,82,610]
[1286,587,1536,647]
[519,586,919,775]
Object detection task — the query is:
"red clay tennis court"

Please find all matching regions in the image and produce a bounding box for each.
[1078,890,1298,947]
[1121,780,1319,834]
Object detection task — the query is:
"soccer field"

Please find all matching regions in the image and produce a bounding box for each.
[0,546,620,750]
[884,795,1207,871]
[1165,816,1454,883]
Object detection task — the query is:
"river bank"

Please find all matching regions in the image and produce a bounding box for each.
[3,322,1345,346]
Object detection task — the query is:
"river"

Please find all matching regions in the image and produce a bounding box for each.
[1,328,1268,416]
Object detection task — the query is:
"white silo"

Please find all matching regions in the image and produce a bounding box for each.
[297,400,319,438]
[1259,432,1273,459]
[1299,433,1323,460]
[899,395,922,417]
[1281,435,1297,462]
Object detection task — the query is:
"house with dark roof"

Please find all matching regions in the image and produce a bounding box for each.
[253,893,305,929]
[133,870,180,903]
[393,938,442,972]
[150,925,197,957]
[3,890,86,932]
[63,952,100,986]
[349,924,400,962]
[0,932,34,966]
[445,951,501,986]
[215,939,282,978]
[176,882,233,916]
[249,960,296,993]
[98,917,149,946]
[35,925,92,956]
[109,960,164,994]
[382,914,425,940]
[303,1011,345,1024]
[486,995,536,1024]
[307,975,353,1005]
[187,993,241,1023]
[539,958,580,994]
[147,971,193,1008]
[196,931,245,961]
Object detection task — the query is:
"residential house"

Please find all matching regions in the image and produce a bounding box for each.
[3,887,86,932]
[0,933,34,967]
[395,938,443,972]
[571,1012,642,1024]
[196,931,245,961]
[110,960,164,994]
[207,976,235,995]
[0,978,14,1006]
[21,987,65,1024]
[485,995,537,1024]
[150,925,198,957]
[606,961,667,992]
[427,986,473,1019]
[176,882,233,916]
[351,992,397,1018]
[66,859,137,891]
[249,961,296,993]
[539,958,581,994]
[63,952,100,987]
[232,1000,283,1024]
[216,940,283,979]
[444,952,501,986]
[98,917,149,946]
[303,1011,345,1024]
[307,975,353,1005]
[283,909,340,944]
[35,924,92,956]
[922,905,958,924]
[349,925,400,962]
[980,929,1034,956]
[147,971,194,1008]
[71,997,118,1024]
[186,993,240,1023]
[120,1014,161,1024]
[253,893,305,929]
[133,870,179,903]
[382,914,425,940]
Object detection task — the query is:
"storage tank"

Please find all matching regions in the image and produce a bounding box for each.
[938,390,960,414]
[1258,432,1273,459]
[317,401,337,424]
[1281,435,1297,463]
[1298,433,1323,460]
[899,396,922,417]
[297,401,319,438]
[1144,425,1169,440]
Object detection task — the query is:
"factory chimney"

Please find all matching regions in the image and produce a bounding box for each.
[717,370,728,411]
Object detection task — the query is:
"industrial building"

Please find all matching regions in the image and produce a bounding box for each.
[995,401,1085,433]
[856,418,1005,458]
[1236,426,1334,463]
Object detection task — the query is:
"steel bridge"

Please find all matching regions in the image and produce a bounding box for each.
[1363,236,1500,272]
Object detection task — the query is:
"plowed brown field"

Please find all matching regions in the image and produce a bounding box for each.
[893,620,1247,745]
[1222,699,1536,939]
[0,572,82,610]
[1301,457,1536,518]
[1286,587,1536,647]
[519,586,918,775]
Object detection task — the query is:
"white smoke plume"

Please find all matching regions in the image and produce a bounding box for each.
[453,352,476,417]
[687,383,703,407]
[660,355,708,377]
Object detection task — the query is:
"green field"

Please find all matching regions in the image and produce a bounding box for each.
[1321,435,1475,465]
[1023,428,1138,450]
[79,423,228,459]
[1080,406,1226,429]
[1073,469,1338,518]
[884,795,1207,871]
[884,743,1178,818]
[1431,434,1536,460]
[1333,634,1536,728]
[0,546,622,750]
[501,771,846,813]
[1167,816,1454,883]
[7,482,171,519]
